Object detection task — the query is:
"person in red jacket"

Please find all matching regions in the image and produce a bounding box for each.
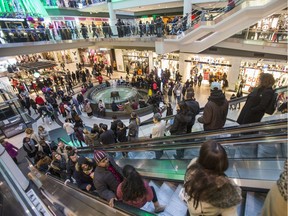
[35,95,45,106]
[97,75,103,84]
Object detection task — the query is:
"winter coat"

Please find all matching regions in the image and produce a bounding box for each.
[170,110,192,135]
[74,157,96,191]
[185,158,242,216]
[237,87,274,125]
[198,90,228,131]
[117,127,128,142]
[3,142,18,158]
[93,157,123,201]
[185,99,200,126]
[128,118,140,138]
[23,138,37,158]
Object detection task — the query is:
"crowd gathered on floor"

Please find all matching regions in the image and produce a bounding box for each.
[1,59,287,215]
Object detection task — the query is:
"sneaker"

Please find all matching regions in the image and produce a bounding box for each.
[154,205,166,213]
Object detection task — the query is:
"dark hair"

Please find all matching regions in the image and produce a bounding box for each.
[184,140,228,208]
[178,101,189,113]
[101,124,108,131]
[121,165,147,201]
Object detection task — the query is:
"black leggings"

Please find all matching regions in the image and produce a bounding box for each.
[150,186,158,203]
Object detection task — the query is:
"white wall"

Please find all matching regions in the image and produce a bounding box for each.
[115,49,124,71]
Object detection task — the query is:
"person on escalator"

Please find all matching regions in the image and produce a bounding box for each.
[237,73,275,125]
[198,82,228,131]
[93,150,123,207]
[170,101,192,159]
[74,156,96,192]
[185,92,200,133]
[262,160,287,216]
[151,113,166,159]
[183,140,242,216]
[116,165,166,213]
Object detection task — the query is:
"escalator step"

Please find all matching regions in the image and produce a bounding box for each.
[244,192,266,216]
[164,185,187,216]
[157,182,177,205]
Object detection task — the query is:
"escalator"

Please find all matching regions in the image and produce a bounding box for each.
[27,157,276,216]
[157,0,287,54]
[71,118,287,215]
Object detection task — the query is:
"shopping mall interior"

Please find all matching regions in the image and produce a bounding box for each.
[0,0,287,215]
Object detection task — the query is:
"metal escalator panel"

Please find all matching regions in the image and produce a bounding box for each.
[37,174,156,216]
[0,172,28,216]
[40,175,128,216]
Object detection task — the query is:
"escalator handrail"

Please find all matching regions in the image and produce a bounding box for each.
[75,119,287,151]
[78,134,287,153]
[140,85,287,126]
[26,159,156,216]
[45,174,157,216]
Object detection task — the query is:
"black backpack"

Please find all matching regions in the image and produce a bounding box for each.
[265,91,278,115]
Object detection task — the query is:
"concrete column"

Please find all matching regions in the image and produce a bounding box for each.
[228,57,241,91]
[148,51,154,71]
[183,0,192,28]
[108,2,117,36]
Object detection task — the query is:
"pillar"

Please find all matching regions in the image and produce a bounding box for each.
[148,51,154,72]
[183,0,192,28]
[108,1,117,36]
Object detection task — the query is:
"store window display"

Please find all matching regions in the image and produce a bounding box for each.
[237,61,288,93]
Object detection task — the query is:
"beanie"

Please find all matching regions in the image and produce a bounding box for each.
[94,150,107,163]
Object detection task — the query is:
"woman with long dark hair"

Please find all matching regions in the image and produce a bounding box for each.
[184,140,241,215]
[117,165,165,213]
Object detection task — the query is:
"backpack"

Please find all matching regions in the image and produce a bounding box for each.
[265,91,278,115]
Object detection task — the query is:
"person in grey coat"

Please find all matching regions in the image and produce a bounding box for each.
[93,150,123,207]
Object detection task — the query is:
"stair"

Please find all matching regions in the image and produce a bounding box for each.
[141,180,187,215]
[244,192,266,216]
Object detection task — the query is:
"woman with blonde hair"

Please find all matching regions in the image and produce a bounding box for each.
[237,73,275,124]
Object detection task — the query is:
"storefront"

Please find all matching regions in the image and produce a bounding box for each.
[115,49,151,75]
[181,54,232,84]
[246,13,287,43]
[238,61,288,92]
[78,48,112,66]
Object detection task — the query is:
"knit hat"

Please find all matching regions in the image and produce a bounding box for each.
[94,150,107,163]
[210,82,222,90]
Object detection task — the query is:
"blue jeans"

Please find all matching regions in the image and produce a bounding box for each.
[68,133,76,144]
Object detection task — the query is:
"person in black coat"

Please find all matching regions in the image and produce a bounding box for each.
[170,101,192,159]
[237,73,275,125]
[170,101,192,135]
[185,92,200,133]
[74,156,96,191]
